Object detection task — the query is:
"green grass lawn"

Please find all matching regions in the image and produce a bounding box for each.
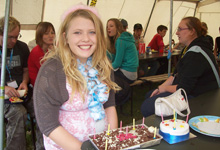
[116,82,160,126]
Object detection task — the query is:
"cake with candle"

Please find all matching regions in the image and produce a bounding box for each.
[159,119,189,144]
[89,124,163,150]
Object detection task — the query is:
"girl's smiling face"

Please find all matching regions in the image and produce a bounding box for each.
[65,17,97,63]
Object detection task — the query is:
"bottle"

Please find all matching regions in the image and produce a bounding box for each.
[138,36,145,57]
[146,46,152,55]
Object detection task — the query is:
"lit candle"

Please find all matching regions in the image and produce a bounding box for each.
[120,121,122,131]
[119,121,122,135]
[186,114,189,123]
[93,128,96,139]
[133,118,135,130]
[105,139,108,150]
[153,127,157,139]
[175,111,177,121]
[161,112,164,122]
[141,117,145,128]
[107,124,110,135]
[173,109,175,120]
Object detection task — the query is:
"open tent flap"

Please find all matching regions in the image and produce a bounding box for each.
[0,0,219,46]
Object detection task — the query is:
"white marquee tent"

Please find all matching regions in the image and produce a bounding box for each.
[0,0,220,148]
[0,0,220,45]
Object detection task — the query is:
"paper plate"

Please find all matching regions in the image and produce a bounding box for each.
[189,115,220,137]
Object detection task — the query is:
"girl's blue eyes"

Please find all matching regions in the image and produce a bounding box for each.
[73,31,96,34]
[90,31,96,34]
[74,32,80,34]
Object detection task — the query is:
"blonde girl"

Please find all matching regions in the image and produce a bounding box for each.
[34,4,119,150]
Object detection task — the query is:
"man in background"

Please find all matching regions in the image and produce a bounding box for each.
[0,16,44,150]
[133,23,143,50]
[133,23,160,76]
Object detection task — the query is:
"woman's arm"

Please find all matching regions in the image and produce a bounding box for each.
[105,106,118,129]
[48,126,82,150]
[150,76,176,97]
[160,75,174,87]
[159,76,177,93]
[112,40,126,69]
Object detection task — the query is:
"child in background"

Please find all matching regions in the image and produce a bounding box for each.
[148,25,168,52]
[33,4,119,150]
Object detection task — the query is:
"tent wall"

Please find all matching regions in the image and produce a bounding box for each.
[145,0,196,45]
[0,0,220,47]
[196,1,220,44]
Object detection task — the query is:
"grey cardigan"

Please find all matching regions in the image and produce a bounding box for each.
[33,57,115,136]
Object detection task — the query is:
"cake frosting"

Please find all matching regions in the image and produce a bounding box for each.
[89,124,162,150]
[159,119,189,144]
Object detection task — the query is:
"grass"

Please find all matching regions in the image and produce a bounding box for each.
[116,82,160,126]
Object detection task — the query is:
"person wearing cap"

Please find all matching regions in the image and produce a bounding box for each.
[133,23,143,50]
[120,19,128,32]
[133,23,160,77]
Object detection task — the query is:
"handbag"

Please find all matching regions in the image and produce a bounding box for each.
[155,88,191,117]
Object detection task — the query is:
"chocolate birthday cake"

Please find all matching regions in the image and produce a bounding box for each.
[89,124,162,150]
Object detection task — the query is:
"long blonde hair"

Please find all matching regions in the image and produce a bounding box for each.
[44,9,119,100]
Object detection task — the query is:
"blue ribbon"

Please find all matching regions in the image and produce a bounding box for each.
[159,130,189,144]
[78,57,109,121]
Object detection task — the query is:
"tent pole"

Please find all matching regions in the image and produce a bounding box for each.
[143,0,156,38]
[194,1,199,17]
[0,0,11,149]
[168,0,173,77]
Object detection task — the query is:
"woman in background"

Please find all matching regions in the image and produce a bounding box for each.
[106,18,138,106]
[214,27,220,58]
[28,22,55,86]
[141,17,219,118]
[106,18,138,84]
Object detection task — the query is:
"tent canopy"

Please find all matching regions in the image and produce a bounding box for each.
[0,0,220,46]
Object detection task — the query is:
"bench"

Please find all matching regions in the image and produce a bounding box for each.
[128,73,169,116]
[139,73,168,83]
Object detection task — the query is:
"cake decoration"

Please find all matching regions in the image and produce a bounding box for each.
[89,124,163,150]
[159,109,190,144]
